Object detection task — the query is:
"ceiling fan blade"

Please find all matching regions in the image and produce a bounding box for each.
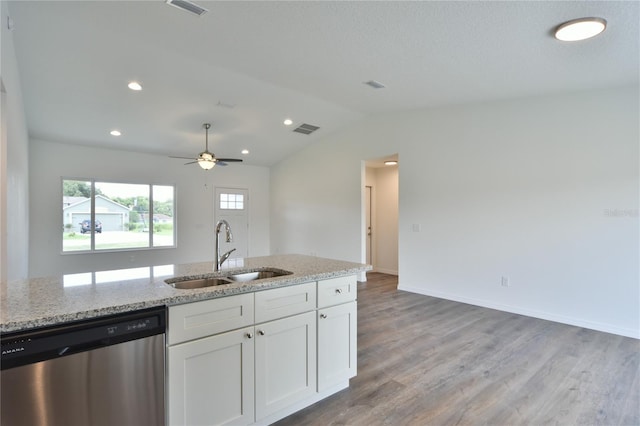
[170,155,198,160]
[184,160,199,165]
[215,158,243,163]
[216,161,228,166]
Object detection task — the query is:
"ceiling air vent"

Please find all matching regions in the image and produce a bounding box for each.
[166,0,208,16]
[293,123,320,135]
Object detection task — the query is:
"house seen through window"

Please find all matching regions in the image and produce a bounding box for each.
[62,179,175,252]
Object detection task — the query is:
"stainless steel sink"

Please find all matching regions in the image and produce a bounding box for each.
[166,276,232,289]
[166,267,293,289]
[226,268,293,282]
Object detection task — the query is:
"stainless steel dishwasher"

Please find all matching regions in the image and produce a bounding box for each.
[1,306,166,426]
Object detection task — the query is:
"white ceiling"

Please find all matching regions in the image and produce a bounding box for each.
[7,1,639,167]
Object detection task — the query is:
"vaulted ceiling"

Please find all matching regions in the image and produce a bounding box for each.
[7,1,639,166]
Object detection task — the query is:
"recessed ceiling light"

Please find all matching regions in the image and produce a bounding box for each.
[110,130,122,136]
[241,149,249,155]
[127,81,142,91]
[283,119,293,126]
[554,17,606,41]
[384,160,398,166]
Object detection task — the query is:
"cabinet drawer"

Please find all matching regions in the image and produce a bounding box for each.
[168,293,254,345]
[255,282,316,324]
[317,275,357,308]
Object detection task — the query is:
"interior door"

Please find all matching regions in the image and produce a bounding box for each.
[214,187,249,265]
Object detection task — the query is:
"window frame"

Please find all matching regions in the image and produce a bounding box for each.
[61,177,177,254]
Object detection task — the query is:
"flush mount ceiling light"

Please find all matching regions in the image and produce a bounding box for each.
[283,119,293,126]
[554,17,607,41]
[110,130,121,136]
[384,160,398,166]
[127,81,142,91]
[241,149,250,155]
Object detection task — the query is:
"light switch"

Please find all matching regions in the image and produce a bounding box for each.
[412,224,421,232]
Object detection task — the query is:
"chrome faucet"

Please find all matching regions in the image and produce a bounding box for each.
[215,219,236,271]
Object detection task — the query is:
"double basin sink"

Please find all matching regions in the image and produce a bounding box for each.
[165,267,293,290]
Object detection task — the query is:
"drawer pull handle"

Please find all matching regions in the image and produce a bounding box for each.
[258,330,265,336]
[320,314,328,319]
[335,288,343,294]
[245,332,253,339]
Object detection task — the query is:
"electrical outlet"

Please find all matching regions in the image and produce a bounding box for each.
[501,276,510,287]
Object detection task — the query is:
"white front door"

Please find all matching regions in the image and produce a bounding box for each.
[214,187,249,265]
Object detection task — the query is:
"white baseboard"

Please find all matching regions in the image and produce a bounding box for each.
[398,284,639,340]
[372,267,398,276]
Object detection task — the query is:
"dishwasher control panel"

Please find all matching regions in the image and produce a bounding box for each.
[1,306,166,370]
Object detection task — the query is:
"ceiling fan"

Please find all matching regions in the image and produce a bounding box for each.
[170,123,243,170]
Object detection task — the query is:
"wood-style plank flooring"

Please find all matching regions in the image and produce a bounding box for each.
[275,273,640,426]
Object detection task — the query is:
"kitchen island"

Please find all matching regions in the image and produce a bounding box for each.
[2,254,370,426]
[0,254,369,333]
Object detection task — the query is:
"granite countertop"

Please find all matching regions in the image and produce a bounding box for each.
[0,254,370,333]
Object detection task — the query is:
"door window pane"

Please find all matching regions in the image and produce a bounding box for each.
[219,193,244,210]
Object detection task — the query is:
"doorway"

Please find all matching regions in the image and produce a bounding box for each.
[363,156,399,278]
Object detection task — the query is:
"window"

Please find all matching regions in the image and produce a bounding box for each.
[62,179,175,252]
[219,193,244,210]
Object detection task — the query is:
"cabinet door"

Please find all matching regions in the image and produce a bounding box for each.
[318,301,357,391]
[255,311,317,421]
[168,327,254,426]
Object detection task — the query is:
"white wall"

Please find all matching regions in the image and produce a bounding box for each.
[1,2,30,281]
[29,139,270,277]
[365,165,398,275]
[271,86,640,338]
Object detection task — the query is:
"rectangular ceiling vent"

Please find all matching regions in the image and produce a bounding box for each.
[166,0,208,16]
[293,123,320,135]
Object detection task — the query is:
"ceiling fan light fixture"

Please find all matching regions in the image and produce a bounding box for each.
[198,159,215,170]
[554,17,606,41]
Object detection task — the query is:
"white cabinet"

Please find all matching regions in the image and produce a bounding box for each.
[168,326,255,426]
[317,301,357,391]
[167,275,357,426]
[317,275,357,392]
[255,311,317,420]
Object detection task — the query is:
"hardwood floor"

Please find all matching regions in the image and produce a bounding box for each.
[275,272,640,426]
